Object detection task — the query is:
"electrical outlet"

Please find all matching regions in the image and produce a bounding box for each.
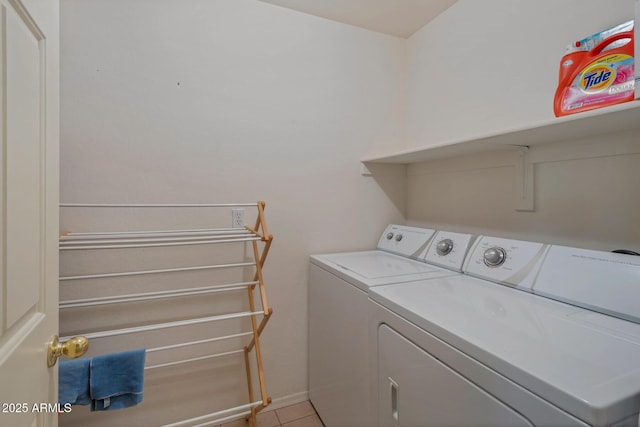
[232,208,245,228]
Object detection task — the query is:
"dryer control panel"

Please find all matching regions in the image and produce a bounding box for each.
[422,231,475,272]
[463,236,549,291]
[377,225,435,259]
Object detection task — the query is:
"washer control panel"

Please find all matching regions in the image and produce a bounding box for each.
[463,236,549,290]
[377,225,436,258]
[422,231,475,271]
[534,246,640,323]
[483,247,507,267]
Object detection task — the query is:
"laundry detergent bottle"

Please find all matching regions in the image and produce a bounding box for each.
[554,29,635,117]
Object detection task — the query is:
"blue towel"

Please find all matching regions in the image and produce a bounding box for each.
[59,358,91,406]
[90,349,146,411]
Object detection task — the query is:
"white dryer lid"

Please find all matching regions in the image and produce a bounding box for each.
[370,276,640,426]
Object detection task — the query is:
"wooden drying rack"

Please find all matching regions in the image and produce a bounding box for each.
[58,201,274,427]
[242,201,274,425]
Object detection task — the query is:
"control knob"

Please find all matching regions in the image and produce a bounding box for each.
[386,232,394,240]
[483,247,507,267]
[395,234,403,242]
[436,239,454,256]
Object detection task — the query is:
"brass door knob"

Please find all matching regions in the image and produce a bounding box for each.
[47,335,89,367]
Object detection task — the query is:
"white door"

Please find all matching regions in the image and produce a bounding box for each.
[0,0,60,426]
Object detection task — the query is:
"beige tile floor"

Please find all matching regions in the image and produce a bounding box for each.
[220,401,323,427]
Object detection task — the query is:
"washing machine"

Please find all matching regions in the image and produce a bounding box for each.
[369,236,640,427]
[309,225,474,427]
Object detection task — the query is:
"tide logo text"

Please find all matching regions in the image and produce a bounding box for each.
[580,66,613,92]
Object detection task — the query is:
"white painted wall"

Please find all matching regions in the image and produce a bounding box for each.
[405,0,640,250]
[59,0,405,425]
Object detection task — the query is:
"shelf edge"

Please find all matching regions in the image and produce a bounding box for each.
[362,101,640,164]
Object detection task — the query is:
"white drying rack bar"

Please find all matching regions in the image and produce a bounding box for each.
[144,331,256,370]
[146,332,254,354]
[61,227,248,238]
[161,401,264,427]
[59,204,264,251]
[60,232,255,246]
[59,261,256,281]
[61,310,264,341]
[67,331,254,371]
[59,281,259,309]
[60,203,259,208]
[145,349,245,371]
[59,236,260,250]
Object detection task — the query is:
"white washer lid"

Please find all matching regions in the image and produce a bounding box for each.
[310,251,458,291]
[370,275,640,426]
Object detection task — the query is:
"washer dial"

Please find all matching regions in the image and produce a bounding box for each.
[483,247,507,267]
[436,239,454,256]
[395,234,403,242]
[386,232,394,240]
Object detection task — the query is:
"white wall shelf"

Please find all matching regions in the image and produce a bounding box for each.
[362,100,640,164]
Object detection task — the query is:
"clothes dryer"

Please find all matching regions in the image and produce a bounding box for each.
[309,225,474,427]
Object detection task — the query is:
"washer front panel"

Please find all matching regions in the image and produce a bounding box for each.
[369,299,589,427]
[369,275,640,425]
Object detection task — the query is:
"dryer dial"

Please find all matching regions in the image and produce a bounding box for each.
[436,239,454,256]
[484,247,507,267]
[386,232,394,240]
[395,234,403,242]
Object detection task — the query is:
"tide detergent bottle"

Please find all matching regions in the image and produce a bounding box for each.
[554,21,635,117]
